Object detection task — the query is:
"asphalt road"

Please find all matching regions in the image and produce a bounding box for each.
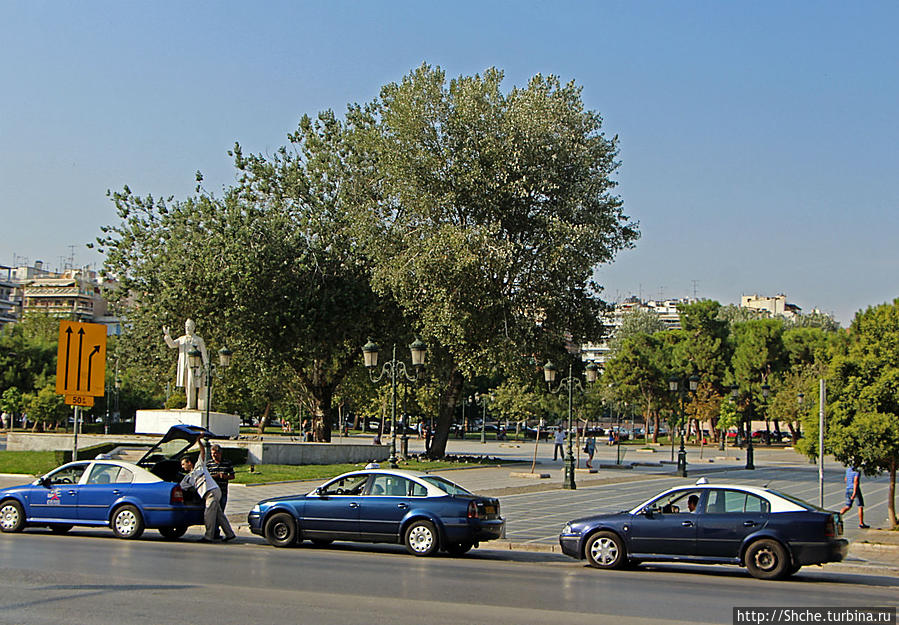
[0,530,896,625]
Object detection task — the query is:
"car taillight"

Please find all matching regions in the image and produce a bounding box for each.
[171,485,184,504]
[467,501,479,519]
[824,516,835,539]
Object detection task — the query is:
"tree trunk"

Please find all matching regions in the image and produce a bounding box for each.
[652,413,660,443]
[889,459,897,529]
[308,386,334,442]
[426,368,464,459]
[255,402,272,434]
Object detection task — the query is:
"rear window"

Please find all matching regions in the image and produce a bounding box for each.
[421,476,472,496]
[766,489,818,511]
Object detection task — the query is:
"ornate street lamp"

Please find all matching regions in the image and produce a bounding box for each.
[543,358,595,489]
[668,375,698,478]
[761,383,771,445]
[363,338,427,468]
[731,383,755,470]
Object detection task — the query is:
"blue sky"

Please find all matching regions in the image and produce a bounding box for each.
[1,1,896,325]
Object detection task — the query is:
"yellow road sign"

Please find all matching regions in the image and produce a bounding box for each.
[65,394,95,407]
[56,321,107,397]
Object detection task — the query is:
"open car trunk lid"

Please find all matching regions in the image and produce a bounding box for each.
[136,424,218,482]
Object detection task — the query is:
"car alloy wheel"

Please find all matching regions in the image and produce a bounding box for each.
[0,500,24,533]
[404,520,439,557]
[585,531,626,569]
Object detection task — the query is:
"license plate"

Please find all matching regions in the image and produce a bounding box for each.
[484,505,495,515]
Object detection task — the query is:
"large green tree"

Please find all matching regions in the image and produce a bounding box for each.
[827,300,899,527]
[98,111,399,439]
[356,65,638,457]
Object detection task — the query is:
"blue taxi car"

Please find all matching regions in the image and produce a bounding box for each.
[249,468,504,556]
[0,425,210,540]
[559,480,848,579]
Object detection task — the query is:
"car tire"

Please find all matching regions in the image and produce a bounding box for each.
[159,525,188,540]
[786,563,802,577]
[745,538,789,580]
[48,524,73,534]
[585,531,626,569]
[310,538,333,547]
[0,500,25,533]
[445,541,474,556]
[111,504,145,540]
[404,520,439,557]
[264,512,298,548]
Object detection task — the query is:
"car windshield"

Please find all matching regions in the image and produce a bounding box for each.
[766,489,818,511]
[420,475,472,495]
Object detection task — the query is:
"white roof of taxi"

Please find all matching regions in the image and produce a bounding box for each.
[631,482,809,514]
[45,459,162,484]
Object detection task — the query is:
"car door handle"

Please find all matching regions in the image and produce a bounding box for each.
[681,520,694,527]
[743,521,756,527]
[349,502,359,508]
[67,490,77,495]
[397,503,409,510]
[112,490,121,495]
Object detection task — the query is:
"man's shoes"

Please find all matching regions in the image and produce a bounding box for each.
[197,537,218,543]
[222,534,237,543]
[859,524,870,529]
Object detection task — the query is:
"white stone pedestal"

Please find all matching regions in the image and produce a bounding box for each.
[135,409,240,438]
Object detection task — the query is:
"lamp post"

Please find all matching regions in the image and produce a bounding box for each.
[761,383,771,445]
[668,375,698,478]
[476,393,491,444]
[363,338,426,469]
[732,383,755,470]
[543,360,598,489]
[188,345,233,437]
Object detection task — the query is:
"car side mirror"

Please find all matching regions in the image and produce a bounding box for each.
[315,486,326,497]
[641,507,654,519]
[40,477,52,488]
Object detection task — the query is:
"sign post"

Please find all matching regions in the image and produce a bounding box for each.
[56,322,107,458]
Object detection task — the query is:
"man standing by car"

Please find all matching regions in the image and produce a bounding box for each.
[206,444,235,539]
[181,440,236,543]
[840,465,869,529]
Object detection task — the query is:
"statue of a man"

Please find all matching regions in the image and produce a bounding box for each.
[163,319,208,410]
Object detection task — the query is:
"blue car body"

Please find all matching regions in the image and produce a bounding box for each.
[0,425,214,539]
[249,469,504,556]
[559,482,848,579]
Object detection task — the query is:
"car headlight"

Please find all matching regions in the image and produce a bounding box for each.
[250,504,261,514]
[562,524,573,535]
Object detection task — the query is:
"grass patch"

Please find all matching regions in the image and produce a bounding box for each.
[0,451,60,476]
[234,457,514,484]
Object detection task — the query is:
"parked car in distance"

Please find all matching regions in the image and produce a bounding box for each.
[0,425,210,540]
[559,479,848,579]
[249,468,504,556]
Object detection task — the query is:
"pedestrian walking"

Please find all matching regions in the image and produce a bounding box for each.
[180,440,236,543]
[839,465,869,528]
[424,423,432,451]
[584,435,596,468]
[553,427,566,461]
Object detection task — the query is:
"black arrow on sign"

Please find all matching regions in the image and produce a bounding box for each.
[86,345,101,392]
[63,327,73,391]
[76,328,85,391]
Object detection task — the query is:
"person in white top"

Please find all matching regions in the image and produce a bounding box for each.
[180,440,236,542]
[553,427,566,461]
